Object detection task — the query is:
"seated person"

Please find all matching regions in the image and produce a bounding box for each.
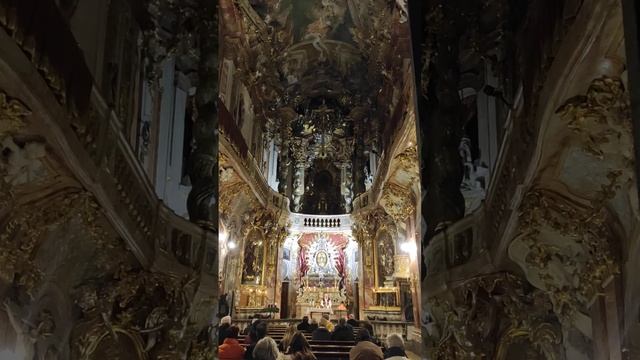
[308,318,318,331]
[347,314,358,327]
[218,326,245,360]
[245,322,268,360]
[349,328,383,360]
[297,316,311,331]
[360,320,374,336]
[331,318,354,341]
[219,315,232,345]
[383,333,409,360]
[279,324,297,352]
[285,332,317,360]
[360,320,377,343]
[311,318,332,341]
[253,337,284,360]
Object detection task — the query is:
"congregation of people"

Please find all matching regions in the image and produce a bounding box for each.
[217,315,410,360]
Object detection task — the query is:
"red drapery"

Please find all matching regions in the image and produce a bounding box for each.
[334,248,346,290]
[298,246,308,285]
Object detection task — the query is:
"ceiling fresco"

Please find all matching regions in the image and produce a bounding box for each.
[225,0,411,214]
[249,0,355,43]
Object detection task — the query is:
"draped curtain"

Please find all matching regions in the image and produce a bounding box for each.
[298,246,308,286]
[335,248,346,290]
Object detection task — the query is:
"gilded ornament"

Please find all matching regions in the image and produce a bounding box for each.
[0,90,31,136]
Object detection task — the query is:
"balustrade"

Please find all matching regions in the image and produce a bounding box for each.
[289,213,352,232]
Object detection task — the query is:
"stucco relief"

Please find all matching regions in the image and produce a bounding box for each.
[507,77,632,355]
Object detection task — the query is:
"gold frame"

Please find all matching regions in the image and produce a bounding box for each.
[372,286,400,307]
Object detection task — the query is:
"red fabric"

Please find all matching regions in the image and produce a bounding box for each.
[218,338,245,360]
[298,233,348,248]
[335,248,346,290]
[298,246,308,283]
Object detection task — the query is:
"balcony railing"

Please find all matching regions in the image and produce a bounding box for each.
[219,102,290,212]
[289,213,352,232]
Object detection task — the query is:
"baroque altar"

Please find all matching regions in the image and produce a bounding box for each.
[296,276,346,318]
[294,233,352,317]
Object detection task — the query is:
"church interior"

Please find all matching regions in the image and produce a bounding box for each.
[217,0,421,357]
[0,0,639,359]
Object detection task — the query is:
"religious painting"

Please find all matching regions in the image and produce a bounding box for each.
[376,229,395,286]
[242,229,265,284]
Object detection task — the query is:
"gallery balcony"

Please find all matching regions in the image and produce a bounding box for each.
[289,213,353,232]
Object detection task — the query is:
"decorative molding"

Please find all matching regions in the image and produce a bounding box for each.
[0,90,31,136]
[425,273,563,359]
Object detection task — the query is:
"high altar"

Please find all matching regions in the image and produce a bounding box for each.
[295,275,346,319]
[294,234,350,318]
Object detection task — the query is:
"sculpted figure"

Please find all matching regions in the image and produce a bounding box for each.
[4,299,36,360]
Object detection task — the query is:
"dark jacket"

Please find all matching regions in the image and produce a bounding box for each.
[311,327,332,341]
[331,324,354,341]
[218,323,231,345]
[347,319,358,327]
[244,344,256,360]
[297,320,311,331]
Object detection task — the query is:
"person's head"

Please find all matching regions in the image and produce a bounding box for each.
[338,317,346,326]
[221,315,232,325]
[302,316,309,323]
[288,332,312,354]
[386,333,404,349]
[361,320,373,333]
[253,337,279,360]
[310,318,318,326]
[227,325,240,339]
[249,321,268,343]
[319,317,328,328]
[356,328,371,342]
[255,321,268,338]
[282,324,297,347]
[348,314,355,320]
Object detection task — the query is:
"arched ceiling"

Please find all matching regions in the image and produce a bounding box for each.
[221,0,412,214]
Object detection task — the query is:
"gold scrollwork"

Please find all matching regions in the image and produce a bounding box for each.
[516,187,619,323]
[428,273,563,360]
[556,76,631,160]
[381,182,414,223]
[0,90,31,136]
